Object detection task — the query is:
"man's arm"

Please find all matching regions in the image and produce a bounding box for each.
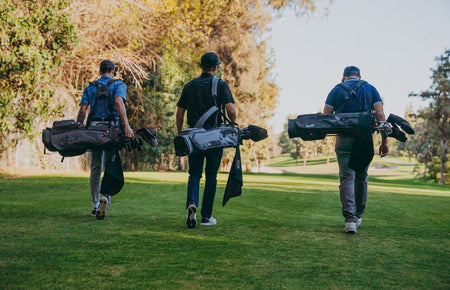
[77,104,89,123]
[115,96,134,138]
[373,102,389,157]
[176,107,186,135]
[225,103,237,123]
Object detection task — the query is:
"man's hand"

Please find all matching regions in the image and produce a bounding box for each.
[379,140,389,158]
[124,125,134,139]
[115,96,134,138]
[77,104,88,124]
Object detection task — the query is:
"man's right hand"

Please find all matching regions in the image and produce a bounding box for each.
[379,140,389,158]
[124,125,134,138]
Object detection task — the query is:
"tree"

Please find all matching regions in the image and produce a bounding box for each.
[409,50,450,185]
[0,0,77,151]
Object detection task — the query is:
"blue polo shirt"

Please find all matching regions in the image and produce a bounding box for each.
[177,73,234,128]
[80,75,127,120]
[325,78,382,113]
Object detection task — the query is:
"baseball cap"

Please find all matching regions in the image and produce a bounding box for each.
[100,60,116,72]
[200,52,221,68]
[343,66,360,77]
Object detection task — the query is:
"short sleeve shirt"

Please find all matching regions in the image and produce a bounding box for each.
[80,75,127,120]
[325,79,382,113]
[177,73,234,128]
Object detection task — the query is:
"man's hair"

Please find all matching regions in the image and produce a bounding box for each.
[343,66,360,77]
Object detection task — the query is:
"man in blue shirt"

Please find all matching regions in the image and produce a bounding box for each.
[323,66,389,234]
[176,52,237,228]
[77,60,134,219]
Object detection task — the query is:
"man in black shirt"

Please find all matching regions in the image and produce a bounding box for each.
[176,52,237,228]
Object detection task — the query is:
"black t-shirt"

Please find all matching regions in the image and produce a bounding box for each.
[177,73,234,128]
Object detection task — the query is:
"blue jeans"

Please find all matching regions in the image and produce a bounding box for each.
[335,136,368,222]
[186,148,223,219]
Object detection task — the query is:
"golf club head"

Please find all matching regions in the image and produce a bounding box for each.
[387,114,415,135]
[388,123,407,142]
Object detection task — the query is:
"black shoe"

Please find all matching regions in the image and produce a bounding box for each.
[186,204,197,229]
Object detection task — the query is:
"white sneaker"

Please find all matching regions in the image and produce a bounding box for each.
[344,222,357,234]
[356,218,362,228]
[201,216,217,226]
[186,204,197,229]
[96,196,109,220]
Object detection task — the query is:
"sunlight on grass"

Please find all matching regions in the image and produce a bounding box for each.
[1,171,448,288]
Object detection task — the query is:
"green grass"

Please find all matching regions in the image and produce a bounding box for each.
[0,171,449,289]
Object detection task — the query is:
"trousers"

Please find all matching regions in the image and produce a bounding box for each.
[335,136,368,222]
[89,121,117,207]
[186,148,223,219]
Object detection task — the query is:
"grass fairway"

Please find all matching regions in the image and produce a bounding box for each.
[0,171,449,289]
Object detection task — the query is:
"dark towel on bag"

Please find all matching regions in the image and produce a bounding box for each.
[223,146,243,206]
[349,113,374,172]
[100,150,124,196]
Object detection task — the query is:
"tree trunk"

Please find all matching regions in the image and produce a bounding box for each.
[179,156,186,171]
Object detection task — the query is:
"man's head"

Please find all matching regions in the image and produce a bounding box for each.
[200,52,221,72]
[100,60,116,76]
[343,66,360,77]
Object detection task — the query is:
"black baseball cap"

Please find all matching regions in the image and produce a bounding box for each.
[200,52,221,68]
[100,60,115,73]
[343,66,360,77]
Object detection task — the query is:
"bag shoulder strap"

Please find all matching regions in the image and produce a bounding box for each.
[194,106,218,128]
[212,77,235,126]
[193,77,235,128]
[212,77,218,104]
[87,79,118,125]
[338,80,367,111]
[338,80,366,95]
[194,77,219,128]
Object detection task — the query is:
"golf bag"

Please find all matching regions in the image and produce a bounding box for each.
[287,112,414,142]
[42,120,121,158]
[287,111,414,172]
[42,120,158,159]
[174,112,268,156]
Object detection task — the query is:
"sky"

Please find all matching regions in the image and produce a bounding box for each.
[267,0,450,133]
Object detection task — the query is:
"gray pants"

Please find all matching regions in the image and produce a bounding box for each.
[335,136,368,222]
[89,122,115,208]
